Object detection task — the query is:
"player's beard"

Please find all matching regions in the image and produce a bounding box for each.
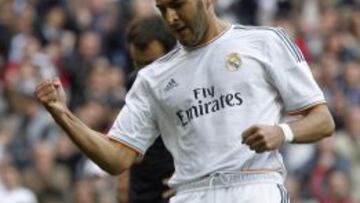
[181,0,208,47]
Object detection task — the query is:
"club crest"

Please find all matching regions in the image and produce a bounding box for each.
[225,53,242,72]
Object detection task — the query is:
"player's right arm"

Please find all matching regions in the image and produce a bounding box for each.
[34,78,138,175]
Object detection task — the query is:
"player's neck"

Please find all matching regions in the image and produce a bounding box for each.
[187,19,231,50]
[206,18,229,40]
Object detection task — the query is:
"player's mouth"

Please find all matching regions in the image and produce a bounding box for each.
[174,26,189,36]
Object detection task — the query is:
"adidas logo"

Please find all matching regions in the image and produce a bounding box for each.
[164,78,178,92]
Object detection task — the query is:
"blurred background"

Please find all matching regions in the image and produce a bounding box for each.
[0,0,359,203]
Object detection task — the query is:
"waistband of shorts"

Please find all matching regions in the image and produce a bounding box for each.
[174,171,283,193]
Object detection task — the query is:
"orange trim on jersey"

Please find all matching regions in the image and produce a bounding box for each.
[106,135,143,155]
[287,101,327,116]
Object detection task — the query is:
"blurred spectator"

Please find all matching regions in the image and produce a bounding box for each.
[55,132,83,182]
[23,141,71,203]
[326,169,354,203]
[63,31,103,108]
[308,137,351,202]
[75,99,110,132]
[83,57,126,106]
[340,59,360,105]
[117,170,130,203]
[335,106,360,202]
[214,0,238,22]
[285,175,317,203]
[7,5,36,64]
[132,0,158,17]
[35,6,67,46]
[0,1,14,60]
[0,164,38,203]
[4,61,60,168]
[73,178,94,203]
[229,0,259,25]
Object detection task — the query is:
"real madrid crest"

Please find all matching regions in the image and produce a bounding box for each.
[225,53,242,72]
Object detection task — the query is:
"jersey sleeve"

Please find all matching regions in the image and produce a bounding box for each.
[265,28,325,113]
[107,74,159,155]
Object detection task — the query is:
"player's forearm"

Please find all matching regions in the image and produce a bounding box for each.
[48,105,136,175]
[289,104,335,143]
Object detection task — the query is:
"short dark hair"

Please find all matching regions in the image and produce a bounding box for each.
[126,15,176,53]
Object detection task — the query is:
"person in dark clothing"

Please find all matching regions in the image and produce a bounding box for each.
[126,15,177,89]
[125,15,176,203]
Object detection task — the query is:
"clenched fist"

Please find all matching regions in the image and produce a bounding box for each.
[34,77,67,111]
[242,124,285,153]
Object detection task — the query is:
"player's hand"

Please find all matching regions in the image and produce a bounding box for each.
[162,188,176,199]
[241,124,285,153]
[34,77,67,111]
[162,178,176,199]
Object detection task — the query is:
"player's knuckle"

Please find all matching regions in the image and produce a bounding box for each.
[258,129,265,136]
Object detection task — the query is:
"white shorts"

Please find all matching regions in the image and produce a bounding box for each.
[170,183,289,203]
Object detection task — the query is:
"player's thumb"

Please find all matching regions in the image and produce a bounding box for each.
[52,76,67,104]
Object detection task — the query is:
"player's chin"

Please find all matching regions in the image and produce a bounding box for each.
[253,147,267,153]
[178,37,191,46]
[179,37,200,47]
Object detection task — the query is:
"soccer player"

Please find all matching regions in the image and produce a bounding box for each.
[125,15,176,203]
[34,0,335,202]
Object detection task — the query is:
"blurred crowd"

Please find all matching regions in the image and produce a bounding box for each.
[0,0,359,203]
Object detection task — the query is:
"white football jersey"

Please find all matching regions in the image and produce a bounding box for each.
[108,25,325,187]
